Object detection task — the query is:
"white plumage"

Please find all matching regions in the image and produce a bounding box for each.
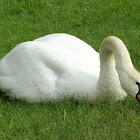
[0,33,140,103]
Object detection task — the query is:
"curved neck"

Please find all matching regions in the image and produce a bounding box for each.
[99,36,133,70]
[97,36,132,98]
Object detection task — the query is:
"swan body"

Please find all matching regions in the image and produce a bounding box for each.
[0,33,140,103]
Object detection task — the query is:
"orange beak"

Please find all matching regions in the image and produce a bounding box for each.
[136,94,140,104]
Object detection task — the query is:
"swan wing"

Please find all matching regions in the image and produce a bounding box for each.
[0,34,100,102]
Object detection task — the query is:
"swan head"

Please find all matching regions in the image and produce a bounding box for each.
[133,70,140,103]
[120,68,140,103]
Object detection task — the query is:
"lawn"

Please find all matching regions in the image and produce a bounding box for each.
[0,0,140,139]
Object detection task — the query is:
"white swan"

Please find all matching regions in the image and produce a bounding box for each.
[0,33,140,103]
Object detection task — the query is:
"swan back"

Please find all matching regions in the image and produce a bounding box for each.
[0,33,100,102]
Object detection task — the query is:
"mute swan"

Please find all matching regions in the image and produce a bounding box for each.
[0,33,140,103]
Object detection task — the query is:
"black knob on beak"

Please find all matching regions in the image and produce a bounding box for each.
[136,82,140,104]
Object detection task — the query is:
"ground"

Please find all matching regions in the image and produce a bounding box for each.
[0,0,140,139]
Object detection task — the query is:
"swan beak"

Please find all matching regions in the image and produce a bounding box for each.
[136,93,140,104]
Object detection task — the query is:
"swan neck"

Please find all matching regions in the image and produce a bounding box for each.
[96,36,132,98]
[99,36,133,70]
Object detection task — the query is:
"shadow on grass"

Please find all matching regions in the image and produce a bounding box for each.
[0,91,139,114]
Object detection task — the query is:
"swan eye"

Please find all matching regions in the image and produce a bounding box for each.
[136,82,140,85]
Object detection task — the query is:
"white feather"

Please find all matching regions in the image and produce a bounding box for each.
[0,34,139,102]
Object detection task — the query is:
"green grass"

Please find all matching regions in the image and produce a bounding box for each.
[0,0,140,139]
[0,97,140,140]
